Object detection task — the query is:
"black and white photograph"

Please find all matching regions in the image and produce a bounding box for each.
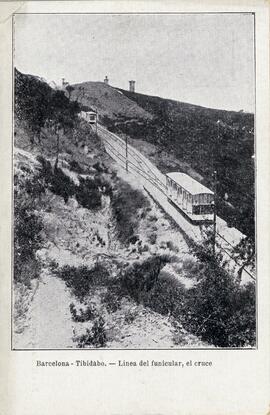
[12,12,256,350]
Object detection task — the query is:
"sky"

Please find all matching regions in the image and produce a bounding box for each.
[14,13,255,112]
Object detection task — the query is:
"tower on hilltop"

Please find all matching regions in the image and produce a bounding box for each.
[129,80,135,92]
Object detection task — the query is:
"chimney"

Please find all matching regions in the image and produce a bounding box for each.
[104,75,109,85]
[129,80,135,92]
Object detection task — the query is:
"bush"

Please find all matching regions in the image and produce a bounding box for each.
[101,289,121,313]
[69,159,85,174]
[38,155,105,209]
[14,175,44,284]
[37,156,75,203]
[141,275,185,317]
[93,161,108,173]
[111,178,150,244]
[75,176,102,210]
[129,234,139,245]
[149,215,158,222]
[119,255,169,302]
[114,250,256,348]
[148,233,157,245]
[76,316,107,348]
[69,303,97,322]
[166,240,179,252]
[182,268,256,347]
[56,263,110,299]
[180,238,256,347]
[124,309,137,324]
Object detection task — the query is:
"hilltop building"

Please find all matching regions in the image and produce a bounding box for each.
[129,80,135,92]
[61,78,69,89]
[104,75,109,85]
[79,110,98,124]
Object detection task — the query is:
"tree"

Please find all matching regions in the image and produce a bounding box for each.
[233,236,255,282]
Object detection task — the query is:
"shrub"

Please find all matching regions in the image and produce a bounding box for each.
[124,309,137,324]
[166,240,179,252]
[37,155,105,209]
[93,161,108,173]
[14,175,44,285]
[119,255,169,302]
[149,215,158,222]
[148,233,157,245]
[76,316,107,348]
[56,263,110,299]
[140,271,186,316]
[75,176,102,209]
[101,289,121,313]
[129,234,139,245]
[182,268,256,347]
[69,159,85,174]
[37,156,75,203]
[111,178,150,244]
[142,244,149,252]
[115,250,256,348]
[181,238,256,347]
[69,303,97,322]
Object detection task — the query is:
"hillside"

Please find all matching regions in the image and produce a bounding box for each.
[118,89,255,239]
[69,81,153,121]
[71,82,254,240]
[13,69,256,349]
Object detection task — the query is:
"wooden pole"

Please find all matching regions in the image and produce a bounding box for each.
[213,170,217,255]
[212,120,220,255]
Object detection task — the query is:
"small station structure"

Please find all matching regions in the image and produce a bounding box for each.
[79,110,98,124]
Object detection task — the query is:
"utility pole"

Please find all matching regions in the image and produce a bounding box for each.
[212,170,217,255]
[212,120,220,255]
[125,135,128,172]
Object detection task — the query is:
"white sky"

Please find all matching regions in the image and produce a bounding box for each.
[14,13,255,112]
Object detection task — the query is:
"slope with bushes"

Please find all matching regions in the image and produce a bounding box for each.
[13,69,255,349]
[107,89,255,241]
[69,79,254,241]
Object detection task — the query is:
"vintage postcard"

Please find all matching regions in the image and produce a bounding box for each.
[0,1,269,414]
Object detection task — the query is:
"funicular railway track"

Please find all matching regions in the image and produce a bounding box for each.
[95,123,255,282]
[97,125,167,194]
[97,124,166,193]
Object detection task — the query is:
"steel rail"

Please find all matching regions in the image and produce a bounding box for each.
[98,124,166,190]
[97,125,256,281]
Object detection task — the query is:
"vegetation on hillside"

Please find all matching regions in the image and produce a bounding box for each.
[55,240,255,348]
[13,69,256,349]
[105,89,255,243]
[14,168,44,285]
[15,69,80,146]
[113,234,256,347]
[111,178,150,244]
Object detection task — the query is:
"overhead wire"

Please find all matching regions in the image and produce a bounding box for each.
[97,124,256,281]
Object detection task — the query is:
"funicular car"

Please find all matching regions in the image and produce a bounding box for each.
[166,172,214,224]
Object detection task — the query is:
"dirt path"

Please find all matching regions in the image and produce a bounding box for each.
[14,270,75,349]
